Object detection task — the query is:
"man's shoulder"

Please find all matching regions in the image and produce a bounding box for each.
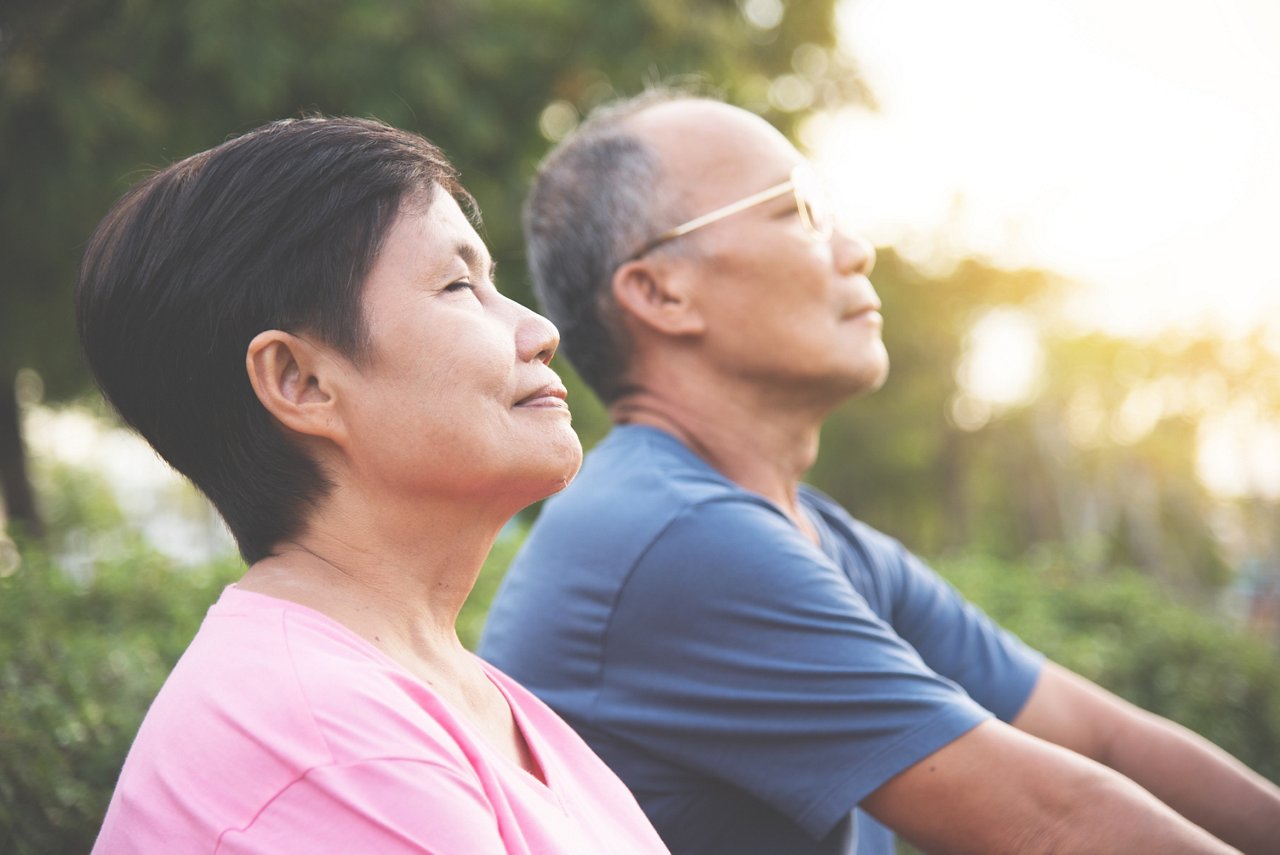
[799,484,911,564]
[483,426,806,669]
[566,424,743,506]
[521,426,761,558]
[520,427,912,581]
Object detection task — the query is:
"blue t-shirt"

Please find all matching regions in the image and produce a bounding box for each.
[481,425,1043,854]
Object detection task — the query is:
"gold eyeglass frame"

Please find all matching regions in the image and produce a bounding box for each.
[625,164,833,263]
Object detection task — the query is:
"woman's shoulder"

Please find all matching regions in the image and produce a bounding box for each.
[138,587,475,771]
[96,593,494,851]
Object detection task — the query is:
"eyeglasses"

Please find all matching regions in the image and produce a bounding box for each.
[625,164,834,263]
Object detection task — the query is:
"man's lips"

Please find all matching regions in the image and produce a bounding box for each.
[844,302,883,322]
[515,383,570,408]
[842,278,882,321]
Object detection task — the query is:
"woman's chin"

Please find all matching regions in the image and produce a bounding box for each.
[494,444,583,511]
[543,430,584,488]
[534,452,584,502]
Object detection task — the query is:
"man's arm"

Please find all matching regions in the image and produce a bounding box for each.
[1012,661,1280,854]
[861,718,1238,854]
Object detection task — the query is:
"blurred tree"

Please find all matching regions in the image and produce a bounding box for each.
[813,247,1280,602]
[1008,329,1280,595]
[0,0,862,534]
[812,250,1064,552]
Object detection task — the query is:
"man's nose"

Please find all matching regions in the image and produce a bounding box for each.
[833,228,875,277]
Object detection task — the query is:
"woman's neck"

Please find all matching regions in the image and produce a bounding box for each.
[238,489,509,663]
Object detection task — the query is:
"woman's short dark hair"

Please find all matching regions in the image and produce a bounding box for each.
[76,116,472,563]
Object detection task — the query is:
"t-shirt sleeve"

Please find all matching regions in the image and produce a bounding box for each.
[870,531,1044,723]
[594,497,992,840]
[216,759,506,854]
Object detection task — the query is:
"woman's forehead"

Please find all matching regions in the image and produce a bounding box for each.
[372,192,490,282]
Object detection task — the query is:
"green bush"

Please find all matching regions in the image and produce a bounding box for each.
[936,548,1280,783]
[457,526,525,650]
[4,531,1277,852]
[0,526,519,853]
[0,537,242,854]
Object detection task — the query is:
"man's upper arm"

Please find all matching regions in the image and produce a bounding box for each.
[595,497,993,838]
[847,520,1044,722]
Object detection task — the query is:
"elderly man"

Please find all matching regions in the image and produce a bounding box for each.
[480,91,1280,854]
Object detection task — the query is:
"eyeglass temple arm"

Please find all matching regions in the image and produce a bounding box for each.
[626,179,795,262]
[661,181,794,240]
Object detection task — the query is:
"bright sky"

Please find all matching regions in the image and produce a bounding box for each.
[810,0,1280,337]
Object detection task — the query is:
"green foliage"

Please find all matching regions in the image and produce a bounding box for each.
[1,0,854,397]
[936,547,1280,783]
[35,458,128,541]
[0,519,515,853]
[457,523,526,650]
[0,539,242,854]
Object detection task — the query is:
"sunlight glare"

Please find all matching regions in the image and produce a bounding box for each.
[956,309,1043,408]
[1198,404,1280,499]
[818,0,1280,335]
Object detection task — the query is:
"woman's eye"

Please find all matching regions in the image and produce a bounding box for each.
[444,280,475,294]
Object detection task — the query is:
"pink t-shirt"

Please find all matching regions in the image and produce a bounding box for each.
[93,586,668,854]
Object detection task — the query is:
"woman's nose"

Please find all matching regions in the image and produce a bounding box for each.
[517,304,560,366]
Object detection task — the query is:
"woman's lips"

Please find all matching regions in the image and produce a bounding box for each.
[515,383,569,408]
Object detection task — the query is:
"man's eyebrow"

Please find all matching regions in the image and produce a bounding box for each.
[455,242,497,281]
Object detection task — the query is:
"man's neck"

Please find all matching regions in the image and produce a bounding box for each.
[610,381,827,537]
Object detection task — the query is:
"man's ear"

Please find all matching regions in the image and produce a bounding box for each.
[611,259,706,337]
[245,330,347,445]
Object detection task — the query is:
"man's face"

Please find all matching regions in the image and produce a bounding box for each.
[631,100,889,408]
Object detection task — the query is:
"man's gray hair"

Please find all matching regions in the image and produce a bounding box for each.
[522,89,691,403]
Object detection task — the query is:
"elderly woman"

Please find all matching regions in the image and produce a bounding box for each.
[78,117,667,853]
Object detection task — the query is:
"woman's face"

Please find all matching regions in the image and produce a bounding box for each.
[332,189,582,509]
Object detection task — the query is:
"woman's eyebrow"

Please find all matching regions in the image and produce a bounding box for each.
[455,241,497,281]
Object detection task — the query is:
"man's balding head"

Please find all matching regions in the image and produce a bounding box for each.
[525,91,882,409]
[523,92,798,401]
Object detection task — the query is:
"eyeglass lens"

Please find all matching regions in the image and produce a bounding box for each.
[793,168,833,239]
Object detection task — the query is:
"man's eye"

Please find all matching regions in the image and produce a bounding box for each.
[444,280,475,293]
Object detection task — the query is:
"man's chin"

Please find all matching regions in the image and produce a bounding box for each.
[845,354,890,399]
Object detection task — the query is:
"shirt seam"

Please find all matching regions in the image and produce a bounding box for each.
[277,608,340,765]
[212,756,484,852]
[589,462,794,733]
[588,428,841,738]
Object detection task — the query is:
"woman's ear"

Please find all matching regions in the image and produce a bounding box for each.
[611,259,706,337]
[245,330,347,445]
